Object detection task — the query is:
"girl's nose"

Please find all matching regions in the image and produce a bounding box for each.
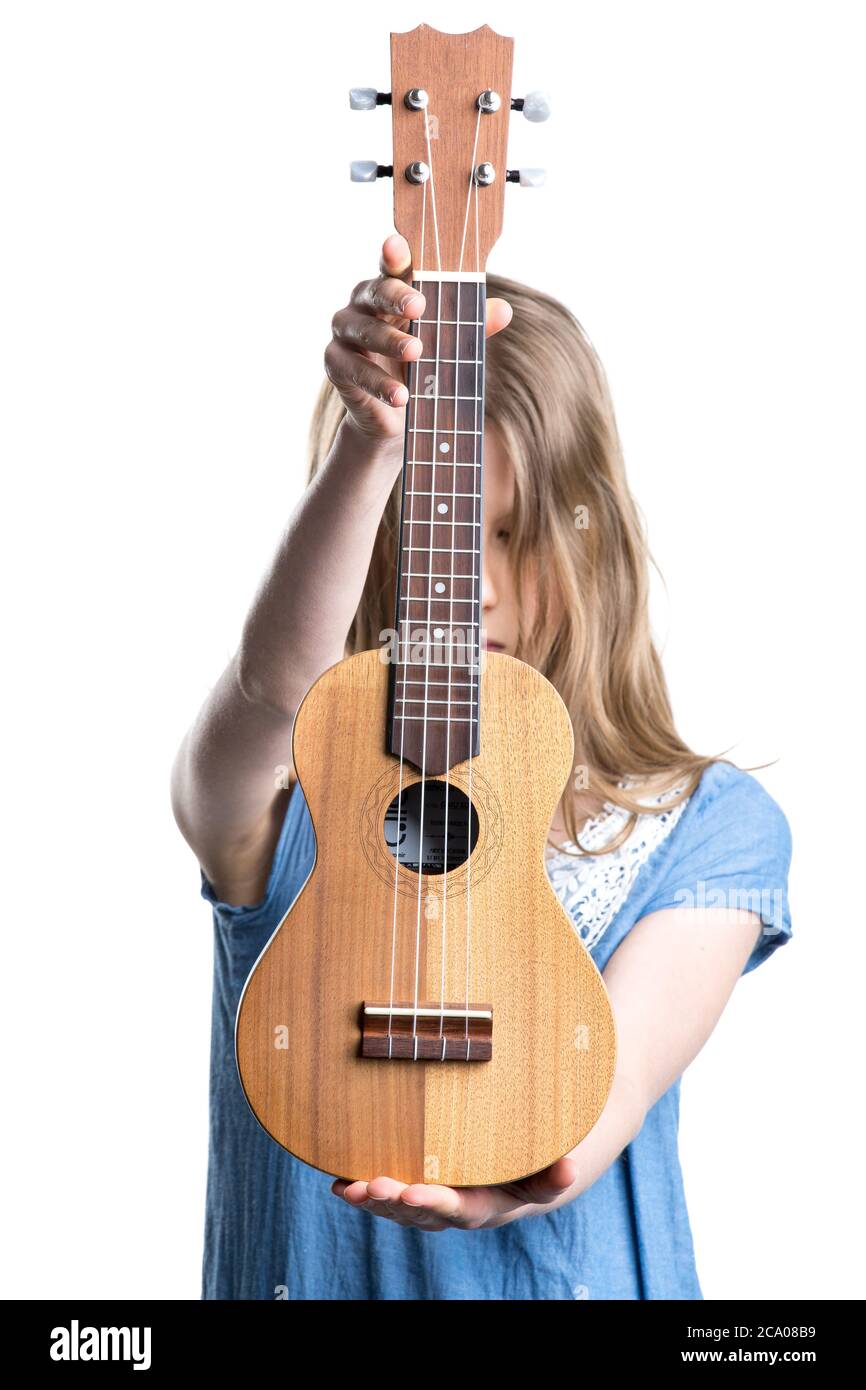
[481,539,497,611]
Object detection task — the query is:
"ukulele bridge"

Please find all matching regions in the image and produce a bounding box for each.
[361,1003,493,1061]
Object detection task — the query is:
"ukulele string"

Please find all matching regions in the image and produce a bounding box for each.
[387,171,430,1055]
[412,101,444,1051]
[443,103,484,1055]
[391,102,481,1061]
[465,165,483,1046]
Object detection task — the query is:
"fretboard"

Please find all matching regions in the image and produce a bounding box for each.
[387,274,486,775]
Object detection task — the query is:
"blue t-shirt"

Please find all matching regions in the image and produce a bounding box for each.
[199,759,792,1300]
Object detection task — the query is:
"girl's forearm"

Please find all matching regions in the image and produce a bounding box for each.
[237,415,403,718]
[492,1071,647,1227]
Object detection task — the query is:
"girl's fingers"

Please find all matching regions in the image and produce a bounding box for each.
[337,1175,491,1228]
[486,296,513,338]
[399,1182,485,1226]
[323,233,512,443]
[331,1164,574,1230]
[351,271,425,319]
[337,1179,378,1205]
[493,1157,579,1209]
[377,233,513,338]
[338,1176,463,1229]
[323,339,409,407]
[331,304,423,362]
[379,232,413,279]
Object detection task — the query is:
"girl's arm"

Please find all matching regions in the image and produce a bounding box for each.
[171,234,511,906]
[501,904,764,1222]
[170,418,404,905]
[333,906,763,1229]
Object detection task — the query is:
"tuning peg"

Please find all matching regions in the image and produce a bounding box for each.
[506,168,546,187]
[349,88,392,110]
[350,161,393,183]
[511,91,551,123]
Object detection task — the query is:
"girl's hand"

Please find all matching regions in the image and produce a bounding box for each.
[330,1156,578,1231]
[324,233,512,451]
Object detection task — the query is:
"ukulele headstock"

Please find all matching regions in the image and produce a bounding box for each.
[389,23,513,274]
[351,24,549,274]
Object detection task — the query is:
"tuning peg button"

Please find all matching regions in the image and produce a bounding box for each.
[511,91,551,123]
[350,161,393,182]
[506,168,546,187]
[349,88,391,110]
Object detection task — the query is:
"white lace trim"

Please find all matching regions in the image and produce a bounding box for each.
[545,784,690,950]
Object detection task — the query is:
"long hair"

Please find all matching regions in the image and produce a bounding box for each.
[306,272,723,853]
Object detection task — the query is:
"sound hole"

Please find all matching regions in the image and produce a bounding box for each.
[384,780,479,875]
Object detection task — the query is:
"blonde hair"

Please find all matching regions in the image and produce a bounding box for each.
[307,272,724,853]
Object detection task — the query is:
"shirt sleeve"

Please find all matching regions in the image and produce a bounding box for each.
[199,782,305,932]
[638,766,793,976]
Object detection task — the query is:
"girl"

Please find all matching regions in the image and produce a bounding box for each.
[171,232,792,1300]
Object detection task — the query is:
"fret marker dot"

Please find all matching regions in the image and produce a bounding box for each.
[439,442,450,453]
[437,502,448,514]
[434,582,446,593]
[433,628,445,639]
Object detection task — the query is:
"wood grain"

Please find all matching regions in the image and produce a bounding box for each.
[235,650,617,1187]
[391,23,514,272]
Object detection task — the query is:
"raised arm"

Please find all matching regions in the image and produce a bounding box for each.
[170,234,512,906]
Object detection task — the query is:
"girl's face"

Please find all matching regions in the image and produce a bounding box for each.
[481,423,534,657]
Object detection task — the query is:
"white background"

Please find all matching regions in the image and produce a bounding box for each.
[1,0,863,1300]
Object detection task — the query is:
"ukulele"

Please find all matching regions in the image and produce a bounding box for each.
[236,22,617,1187]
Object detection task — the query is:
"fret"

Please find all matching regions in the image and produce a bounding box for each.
[396,647,478,655]
[394,636,480,647]
[390,277,485,773]
[394,656,480,667]
[397,627,478,636]
[416,360,483,371]
[407,348,482,398]
[400,575,478,582]
[412,270,485,282]
[394,715,476,724]
[403,597,477,607]
[405,519,481,526]
[396,697,478,707]
[398,593,480,605]
[395,651,479,658]
[407,426,484,436]
[402,523,480,534]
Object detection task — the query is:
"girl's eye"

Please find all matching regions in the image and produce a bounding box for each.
[496,528,511,543]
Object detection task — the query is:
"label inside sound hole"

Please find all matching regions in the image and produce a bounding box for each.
[384,779,479,875]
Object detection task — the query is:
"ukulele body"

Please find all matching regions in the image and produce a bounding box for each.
[236,648,617,1187]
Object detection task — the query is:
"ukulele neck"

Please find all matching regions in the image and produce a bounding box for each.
[388,272,486,776]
